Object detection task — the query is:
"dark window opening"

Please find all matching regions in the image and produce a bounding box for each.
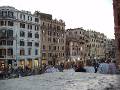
[27,42,32,46]
[28,32,32,38]
[20,41,25,46]
[20,23,25,28]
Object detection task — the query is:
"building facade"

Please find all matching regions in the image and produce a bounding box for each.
[0,6,41,69]
[113,0,120,67]
[105,39,116,59]
[35,11,66,65]
[66,28,107,64]
[87,30,107,60]
[66,28,89,63]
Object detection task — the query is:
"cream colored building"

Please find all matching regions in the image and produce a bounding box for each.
[105,39,116,59]
[34,11,66,65]
[87,30,107,60]
[66,28,107,64]
[66,28,89,63]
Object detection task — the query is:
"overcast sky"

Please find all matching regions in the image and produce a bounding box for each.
[0,0,114,39]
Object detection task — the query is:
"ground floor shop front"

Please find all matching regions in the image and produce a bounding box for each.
[0,58,40,70]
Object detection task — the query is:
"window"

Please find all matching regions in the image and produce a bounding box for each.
[35,42,39,47]
[28,16,30,20]
[28,24,29,29]
[28,24,32,30]
[20,31,25,37]
[23,15,25,20]
[30,25,32,30]
[8,11,13,18]
[43,45,45,50]
[28,48,31,55]
[48,53,52,57]
[20,23,25,28]
[53,25,56,30]
[20,14,22,19]
[42,22,45,26]
[48,38,51,42]
[42,53,46,57]
[35,49,38,55]
[63,53,64,56]
[53,38,56,43]
[27,42,32,46]
[35,33,39,38]
[28,32,32,38]
[0,21,6,26]
[0,40,6,45]
[57,26,60,30]
[48,31,50,35]
[53,32,56,36]
[50,24,52,29]
[48,31,52,36]
[62,46,64,50]
[35,18,39,22]
[8,21,14,26]
[61,39,64,43]
[2,11,7,17]
[20,41,25,46]
[7,30,13,37]
[7,48,13,56]
[53,46,56,50]
[7,41,13,45]
[74,31,77,34]
[35,25,39,30]
[20,49,25,55]
[0,21,4,26]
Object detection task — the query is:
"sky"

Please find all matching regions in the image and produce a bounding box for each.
[0,0,114,39]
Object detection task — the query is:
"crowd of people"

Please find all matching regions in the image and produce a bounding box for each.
[0,63,64,80]
[0,65,42,80]
[0,59,119,80]
[74,59,118,74]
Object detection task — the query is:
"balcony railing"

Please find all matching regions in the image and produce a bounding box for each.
[0,15,16,19]
[0,36,15,40]
[0,55,14,59]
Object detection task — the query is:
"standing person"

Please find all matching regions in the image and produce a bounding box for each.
[93,61,99,73]
[57,63,64,72]
[84,60,95,73]
[75,61,86,72]
[97,59,109,74]
[108,60,117,74]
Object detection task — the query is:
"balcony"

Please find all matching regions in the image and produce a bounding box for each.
[0,15,16,20]
[0,36,14,40]
[0,55,14,59]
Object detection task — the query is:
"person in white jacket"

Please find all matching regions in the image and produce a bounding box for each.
[97,59,109,74]
[84,60,95,73]
[45,65,59,73]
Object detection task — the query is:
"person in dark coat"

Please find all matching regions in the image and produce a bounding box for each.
[75,61,86,72]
